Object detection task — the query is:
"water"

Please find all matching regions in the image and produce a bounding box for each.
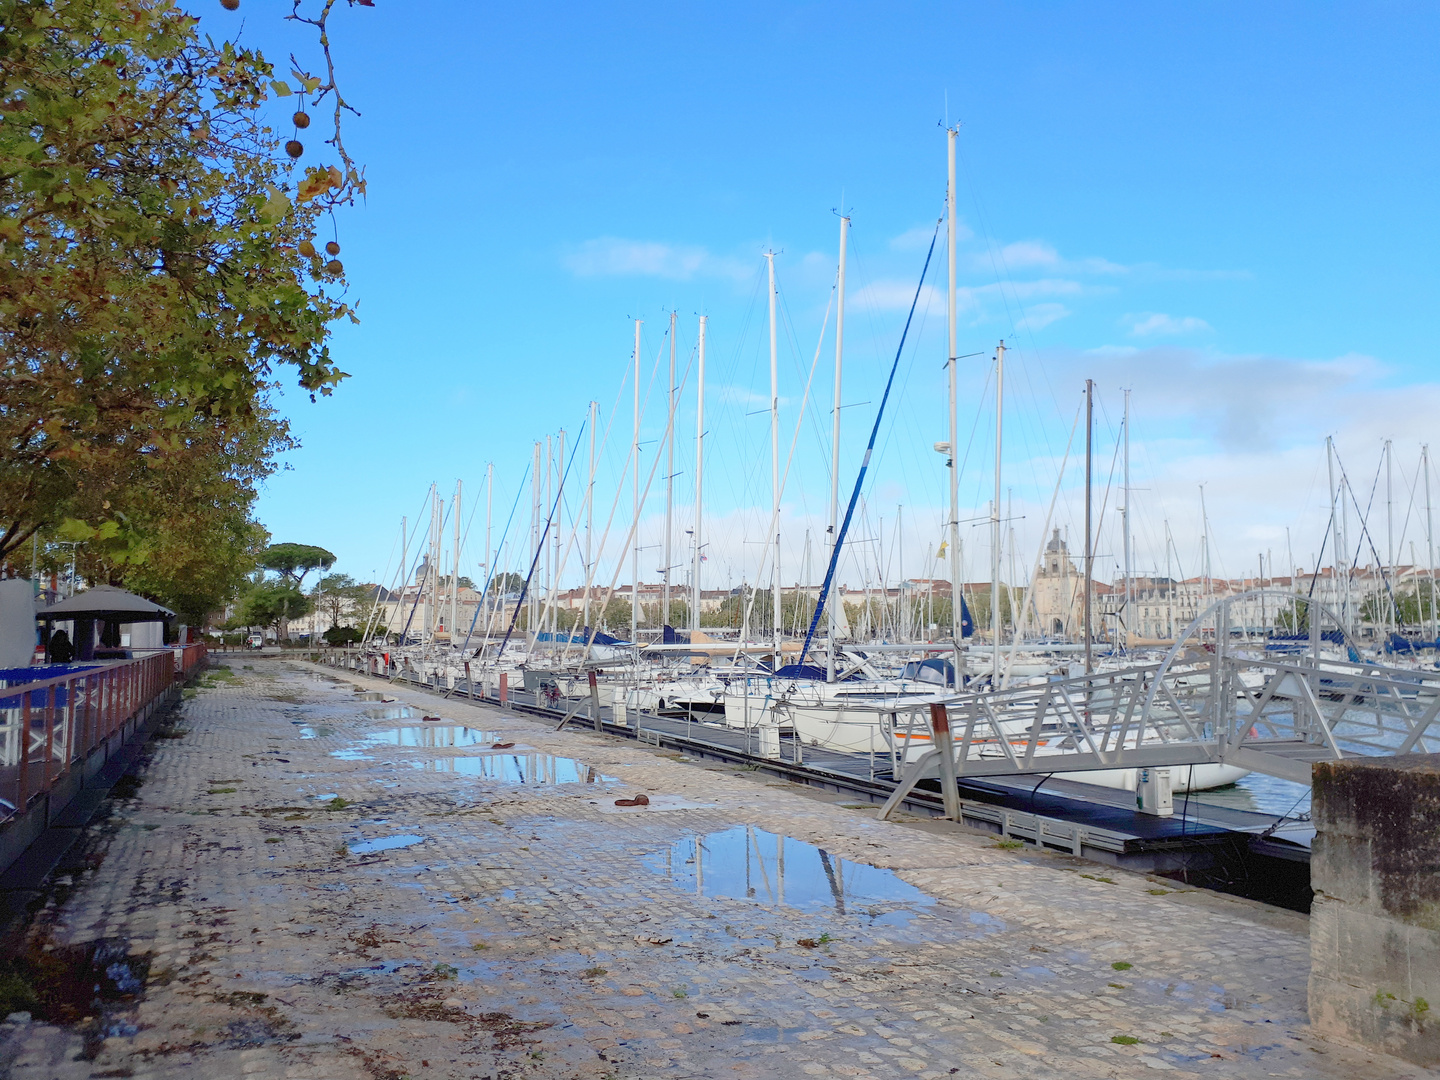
[408,753,617,785]
[644,825,934,917]
[348,834,426,854]
[297,724,337,739]
[364,725,500,748]
[1195,772,1311,819]
[361,705,418,720]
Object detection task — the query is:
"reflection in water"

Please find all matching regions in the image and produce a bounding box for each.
[298,725,336,738]
[365,726,499,748]
[361,705,417,720]
[408,753,616,785]
[348,833,426,854]
[1195,771,1312,818]
[645,825,934,916]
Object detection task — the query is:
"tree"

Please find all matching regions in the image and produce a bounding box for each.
[0,0,355,565]
[239,579,312,640]
[260,543,336,587]
[311,571,370,629]
[601,597,631,632]
[486,572,525,597]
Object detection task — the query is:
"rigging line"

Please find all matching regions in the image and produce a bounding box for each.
[492,418,588,662]
[457,460,532,658]
[800,218,942,667]
[359,521,403,647]
[1335,452,1407,624]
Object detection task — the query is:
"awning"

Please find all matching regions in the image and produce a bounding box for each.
[38,585,175,622]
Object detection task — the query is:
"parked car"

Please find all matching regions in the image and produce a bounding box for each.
[246,633,265,649]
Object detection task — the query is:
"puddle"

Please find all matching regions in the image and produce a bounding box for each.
[408,753,618,785]
[645,825,934,917]
[364,725,500,748]
[330,749,375,760]
[348,834,427,854]
[298,725,337,738]
[361,705,418,720]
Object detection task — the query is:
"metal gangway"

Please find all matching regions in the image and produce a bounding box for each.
[881,591,1440,821]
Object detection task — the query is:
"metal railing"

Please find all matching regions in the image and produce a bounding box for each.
[0,643,205,822]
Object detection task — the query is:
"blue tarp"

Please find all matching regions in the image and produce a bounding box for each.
[0,663,99,710]
[662,625,690,645]
[1386,633,1440,654]
[770,663,830,681]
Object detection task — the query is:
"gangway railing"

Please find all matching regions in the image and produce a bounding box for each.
[880,591,1440,820]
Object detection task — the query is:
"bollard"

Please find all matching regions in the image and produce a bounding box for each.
[499,672,508,709]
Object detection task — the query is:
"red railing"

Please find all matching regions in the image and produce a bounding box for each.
[0,645,203,823]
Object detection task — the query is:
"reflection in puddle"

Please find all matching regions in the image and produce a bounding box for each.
[365,726,499,748]
[330,748,374,760]
[362,705,417,720]
[408,753,617,785]
[298,725,337,738]
[645,825,934,917]
[349,834,426,854]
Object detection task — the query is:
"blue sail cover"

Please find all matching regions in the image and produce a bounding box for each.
[900,657,956,687]
[662,625,691,645]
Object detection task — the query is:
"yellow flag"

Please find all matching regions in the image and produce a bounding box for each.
[936,540,948,559]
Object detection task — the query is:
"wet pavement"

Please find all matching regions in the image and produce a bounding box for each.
[0,661,1433,1079]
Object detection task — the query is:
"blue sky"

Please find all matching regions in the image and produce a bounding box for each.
[231,1,1440,595]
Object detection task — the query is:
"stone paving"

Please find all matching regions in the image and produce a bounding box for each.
[0,660,1434,1080]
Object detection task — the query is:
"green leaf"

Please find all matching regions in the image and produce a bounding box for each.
[260,187,291,224]
[269,80,292,97]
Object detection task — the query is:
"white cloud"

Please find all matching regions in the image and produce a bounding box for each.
[562,237,751,282]
[1022,302,1071,330]
[1125,312,1213,338]
[852,280,944,312]
[997,240,1061,269]
[891,221,966,251]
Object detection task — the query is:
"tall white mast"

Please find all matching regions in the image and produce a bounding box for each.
[1426,445,1436,641]
[766,251,781,650]
[692,316,707,635]
[451,479,461,647]
[1326,436,1341,629]
[553,428,565,641]
[632,319,642,648]
[483,464,493,650]
[947,127,964,683]
[828,214,848,681]
[1386,438,1394,634]
[585,402,596,633]
[1122,388,1131,653]
[664,311,676,629]
[530,444,541,636]
[991,341,1005,680]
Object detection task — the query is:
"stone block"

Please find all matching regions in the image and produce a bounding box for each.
[1310,754,1440,1066]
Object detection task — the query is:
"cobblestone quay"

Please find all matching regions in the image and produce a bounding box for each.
[1,662,1432,1079]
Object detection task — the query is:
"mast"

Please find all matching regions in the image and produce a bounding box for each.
[946,128,964,685]
[828,214,848,681]
[451,479,461,648]
[1426,445,1436,641]
[400,514,407,645]
[1083,379,1094,676]
[553,429,565,641]
[1122,389,1131,654]
[766,251,781,650]
[1327,436,1341,630]
[632,319,641,648]
[585,402,596,633]
[991,341,1005,681]
[1386,438,1394,633]
[664,310,676,629]
[692,316,706,634]
[484,465,493,650]
[530,444,541,637]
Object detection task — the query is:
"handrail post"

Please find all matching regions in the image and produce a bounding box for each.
[17,694,30,812]
[931,701,962,821]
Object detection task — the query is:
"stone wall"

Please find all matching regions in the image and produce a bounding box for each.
[1310,754,1440,1065]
